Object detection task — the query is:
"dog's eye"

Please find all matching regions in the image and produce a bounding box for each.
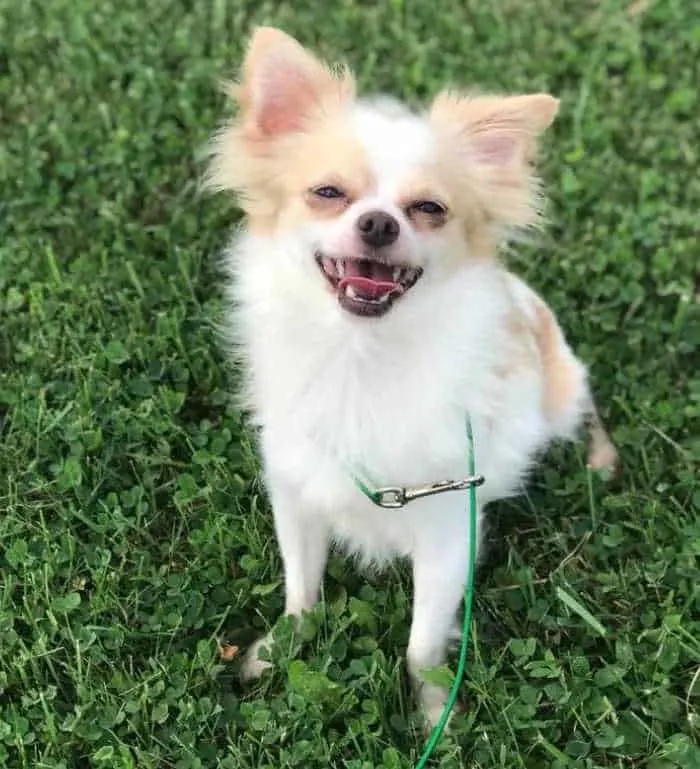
[312,185,346,200]
[411,200,447,216]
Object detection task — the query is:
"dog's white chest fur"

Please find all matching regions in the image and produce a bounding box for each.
[226,235,560,563]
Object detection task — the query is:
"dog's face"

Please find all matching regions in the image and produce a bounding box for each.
[209,28,558,319]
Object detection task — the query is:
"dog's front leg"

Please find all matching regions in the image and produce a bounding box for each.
[407,510,477,728]
[241,482,329,681]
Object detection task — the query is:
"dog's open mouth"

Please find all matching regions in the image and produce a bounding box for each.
[316,254,423,317]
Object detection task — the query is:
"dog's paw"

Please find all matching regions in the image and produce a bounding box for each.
[587,433,618,478]
[586,412,618,479]
[240,634,273,682]
[419,683,455,732]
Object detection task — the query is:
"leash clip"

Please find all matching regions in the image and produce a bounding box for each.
[373,475,485,508]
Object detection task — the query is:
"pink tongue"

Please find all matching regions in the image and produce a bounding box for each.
[339,276,399,300]
[338,260,401,300]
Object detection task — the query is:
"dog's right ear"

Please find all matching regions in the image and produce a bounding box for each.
[430,92,559,168]
[233,27,354,140]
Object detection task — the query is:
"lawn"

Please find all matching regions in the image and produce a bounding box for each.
[1,0,698,767]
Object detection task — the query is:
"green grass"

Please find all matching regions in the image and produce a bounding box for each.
[1,1,698,767]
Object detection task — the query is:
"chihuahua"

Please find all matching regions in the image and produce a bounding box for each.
[207,28,617,726]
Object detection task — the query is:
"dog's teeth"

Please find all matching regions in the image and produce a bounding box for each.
[336,260,345,277]
[346,285,358,299]
[393,267,401,282]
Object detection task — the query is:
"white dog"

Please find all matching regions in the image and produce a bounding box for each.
[207,27,617,726]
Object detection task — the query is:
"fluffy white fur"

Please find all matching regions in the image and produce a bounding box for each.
[209,27,617,727]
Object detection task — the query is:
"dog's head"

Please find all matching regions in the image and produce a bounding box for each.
[209,28,558,319]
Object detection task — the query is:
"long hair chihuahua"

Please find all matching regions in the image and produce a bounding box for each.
[207,27,617,726]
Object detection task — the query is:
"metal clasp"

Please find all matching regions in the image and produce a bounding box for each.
[373,475,485,508]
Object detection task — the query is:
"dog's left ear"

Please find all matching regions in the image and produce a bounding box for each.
[234,27,354,140]
[430,92,559,167]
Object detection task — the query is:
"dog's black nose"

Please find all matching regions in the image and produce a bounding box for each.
[356,210,400,248]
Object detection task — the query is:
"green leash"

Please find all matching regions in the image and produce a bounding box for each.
[353,417,482,766]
